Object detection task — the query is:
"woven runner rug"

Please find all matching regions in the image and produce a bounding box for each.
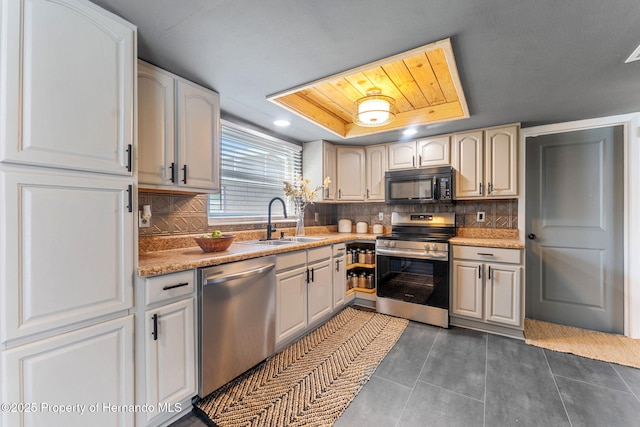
[524,318,640,369]
[195,306,408,427]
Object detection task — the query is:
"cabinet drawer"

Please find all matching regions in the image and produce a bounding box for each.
[276,250,307,272]
[308,246,332,263]
[145,270,195,306]
[453,245,522,264]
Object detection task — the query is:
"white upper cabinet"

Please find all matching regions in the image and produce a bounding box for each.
[452,130,484,198]
[365,144,386,201]
[0,0,135,175]
[302,140,337,201]
[138,61,220,192]
[417,136,451,167]
[452,125,518,199]
[176,80,220,191]
[336,146,366,201]
[138,62,175,186]
[387,141,417,170]
[484,126,518,197]
[388,136,451,170]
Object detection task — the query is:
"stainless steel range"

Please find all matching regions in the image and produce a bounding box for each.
[375,212,455,327]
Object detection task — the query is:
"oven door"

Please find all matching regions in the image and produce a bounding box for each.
[376,252,449,309]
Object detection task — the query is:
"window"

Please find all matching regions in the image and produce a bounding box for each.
[209,121,302,223]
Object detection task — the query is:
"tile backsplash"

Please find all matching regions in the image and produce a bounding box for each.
[139,191,518,236]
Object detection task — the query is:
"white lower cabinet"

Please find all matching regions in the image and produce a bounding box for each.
[275,246,333,348]
[135,270,196,427]
[1,316,135,427]
[451,246,523,335]
[332,244,347,309]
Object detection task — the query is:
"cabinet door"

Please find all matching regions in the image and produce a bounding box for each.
[1,0,134,175]
[1,316,134,427]
[387,141,417,170]
[323,142,337,201]
[308,259,333,325]
[144,299,196,425]
[1,169,134,343]
[336,146,365,201]
[276,266,308,344]
[451,260,483,319]
[365,145,386,201]
[485,125,518,197]
[333,255,346,309]
[452,131,484,199]
[417,136,450,167]
[138,62,176,186]
[485,263,521,327]
[176,80,220,192]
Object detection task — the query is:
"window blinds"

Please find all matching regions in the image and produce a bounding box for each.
[209,124,302,220]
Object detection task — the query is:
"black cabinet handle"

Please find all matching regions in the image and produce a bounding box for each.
[162,282,189,291]
[336,259,341,272]
[479,182,483,195]
[488,266,492,280]
[477,252,494,257]
[478,265,482,279]
[152,313,158,341]
[528,234,536,240]
[170,163,176,183]
[126,185,133,212]
[311,268,315,282]
[126,144,132,172]
[182,164,188,184]
[305,268,310,284]
[367,189,370,199]
[488,182,493,195]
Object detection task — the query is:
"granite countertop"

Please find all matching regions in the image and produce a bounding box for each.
[138,227,525,277]
[138,232,378,277]
[448,237,525,249]
[450,227,525,250]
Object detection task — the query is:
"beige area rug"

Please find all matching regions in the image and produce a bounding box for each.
[524,318,640,368]
[195,307,409,427]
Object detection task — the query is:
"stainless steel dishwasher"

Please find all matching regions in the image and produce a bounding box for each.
[198,256,276,397]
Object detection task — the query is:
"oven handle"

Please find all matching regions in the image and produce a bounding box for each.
[376,248,448,260]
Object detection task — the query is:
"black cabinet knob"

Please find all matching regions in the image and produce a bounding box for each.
[528,234,536,240]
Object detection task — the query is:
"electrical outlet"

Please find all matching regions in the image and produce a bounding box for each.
[379,212,384,221]
[139,211,151,228]
[477,211,485,222]
[314,212,319,222]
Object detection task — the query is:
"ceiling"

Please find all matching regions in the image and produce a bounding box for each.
[91,0,640,146]
[268,38,469,139]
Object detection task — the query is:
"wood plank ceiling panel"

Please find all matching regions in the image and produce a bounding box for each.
[267,38,469,139]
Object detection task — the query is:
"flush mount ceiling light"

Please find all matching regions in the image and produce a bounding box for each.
[267,38,469,139]
[273,119,290,127]
[353,88,396,127]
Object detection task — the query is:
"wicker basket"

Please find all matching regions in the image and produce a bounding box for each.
[194,235,234,252]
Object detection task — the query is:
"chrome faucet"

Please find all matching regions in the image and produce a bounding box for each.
[266,197,287,240]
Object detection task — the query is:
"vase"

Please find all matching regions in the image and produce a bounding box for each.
[296,204,306,236]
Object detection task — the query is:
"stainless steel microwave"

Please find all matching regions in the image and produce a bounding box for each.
[385,166,454,204]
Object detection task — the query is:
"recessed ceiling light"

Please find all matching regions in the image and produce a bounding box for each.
[403,128,418,136]
[273,120,290,127]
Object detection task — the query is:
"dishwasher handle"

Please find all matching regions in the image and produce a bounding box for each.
[203,263,275,285]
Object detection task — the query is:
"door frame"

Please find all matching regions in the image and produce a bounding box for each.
[519,113,640,338]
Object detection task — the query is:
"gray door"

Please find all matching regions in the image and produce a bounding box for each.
[526,126,624,334]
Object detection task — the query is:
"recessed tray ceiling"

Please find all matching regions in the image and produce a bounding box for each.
[267,38,469,139]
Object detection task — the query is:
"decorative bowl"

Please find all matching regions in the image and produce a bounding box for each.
[194,235,235,252]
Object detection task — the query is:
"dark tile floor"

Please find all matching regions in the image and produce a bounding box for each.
[172,322,640,427]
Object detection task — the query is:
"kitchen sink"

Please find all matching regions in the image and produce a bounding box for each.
[238,236,327,246]
[279,236,327,243]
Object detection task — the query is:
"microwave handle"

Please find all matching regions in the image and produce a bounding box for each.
[433,176,438,200]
